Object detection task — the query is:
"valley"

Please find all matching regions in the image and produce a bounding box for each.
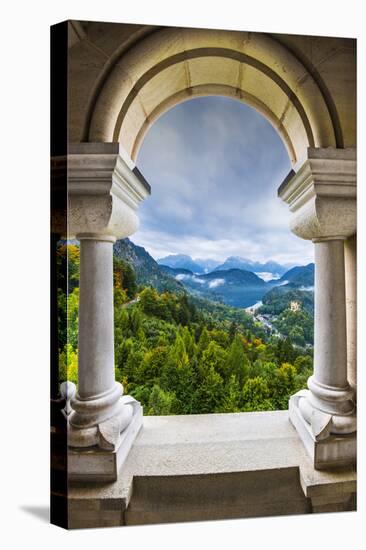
[58,241,314,416]
[113,238,315,346]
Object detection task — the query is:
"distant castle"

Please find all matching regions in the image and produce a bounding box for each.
[290,301,301,312]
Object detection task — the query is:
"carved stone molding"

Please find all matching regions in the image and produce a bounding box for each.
[68,142,150,239]
[279,147,356,241]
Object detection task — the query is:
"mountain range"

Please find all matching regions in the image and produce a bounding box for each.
[215,257,291,277]
[277,263,315,288]
[157,254,293,279]
[113,239,184,294]
[160,265,269,307]
[156,254,225,274]
[113,239,314,308]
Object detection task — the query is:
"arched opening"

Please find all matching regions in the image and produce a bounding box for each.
[78,28,341,166]
[109,95,315,415]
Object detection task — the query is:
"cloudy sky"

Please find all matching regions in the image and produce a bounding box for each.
[133,96,314,266]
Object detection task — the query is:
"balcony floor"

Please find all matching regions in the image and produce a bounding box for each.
[68,410,356,528]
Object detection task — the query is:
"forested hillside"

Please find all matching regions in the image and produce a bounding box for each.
[258,285,314,346]
[57,243,313,415]
[113,238,184,294]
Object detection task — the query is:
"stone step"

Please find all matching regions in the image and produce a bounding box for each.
[125,468,311,525]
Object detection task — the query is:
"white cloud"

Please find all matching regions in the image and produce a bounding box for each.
[131,229,314,266]
[175,274,190,281]
[255,272,280,282]
[208,278,225,289]
[135,97,314,267]
[192,276,205,284]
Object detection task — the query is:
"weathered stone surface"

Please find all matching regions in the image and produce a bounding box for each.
[289,395,356,469]
[125,469,310,525]
[68,25,356,165]
[67,142,150,241]
[278,147,356,241]
[68,401,143,482]
[345,234,357,392]
[68,411,356,528]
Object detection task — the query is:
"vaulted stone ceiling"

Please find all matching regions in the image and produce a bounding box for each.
[68,22,356,167]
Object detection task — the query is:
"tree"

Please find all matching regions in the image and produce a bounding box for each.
[274,309,314,346]
[228,321,238,342]
[66,244,80,288]
[176,294,191,325]
[160,335,195,414]
[276,337,297,365]
[250,358,264,378]
[147,385,176,415]
[197,327,211,356]
[122,346,145,385]
[129,308,143,335]
[294,355,313,392]
[139,346,169,386]
[181,326,196,358]
[115,336,133,371]
[225,334,250,387]
[56,244,80,291]
[194,366,224,414]
[114,307,130,333]
[220,374,241,412]
[210,329,229,349]
[269,362,298,409]
[67,287,79,350]
[59,343,78,385]
[242,377,274,412]
[113,257,137,299]
[57,289,67,350]
[114,286,128,308]
[259,361,277,382]
[200,341,228,381]
[131,385,152,408]
[294,355,313,374]
[139,287,160,316]
[289,326,305,347]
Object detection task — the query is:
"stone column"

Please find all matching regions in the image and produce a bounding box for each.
[299,238,355,436]
[66,143,151,481]
[279,147,356,469]
[345,234,357,394]
[68,235,134,444]
[78,237,115,401]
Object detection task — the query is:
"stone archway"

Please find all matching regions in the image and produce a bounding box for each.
[64,23,357,481]
[76,27,346,166]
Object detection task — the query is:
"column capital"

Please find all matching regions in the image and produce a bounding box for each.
[76,233,116,243]
[278,147,356,240]
[66,142,151,240]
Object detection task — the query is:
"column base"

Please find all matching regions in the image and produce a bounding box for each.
[289,393,356,469]
[68,400,143,482]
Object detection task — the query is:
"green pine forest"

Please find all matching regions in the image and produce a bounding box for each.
[57,244,313,416]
